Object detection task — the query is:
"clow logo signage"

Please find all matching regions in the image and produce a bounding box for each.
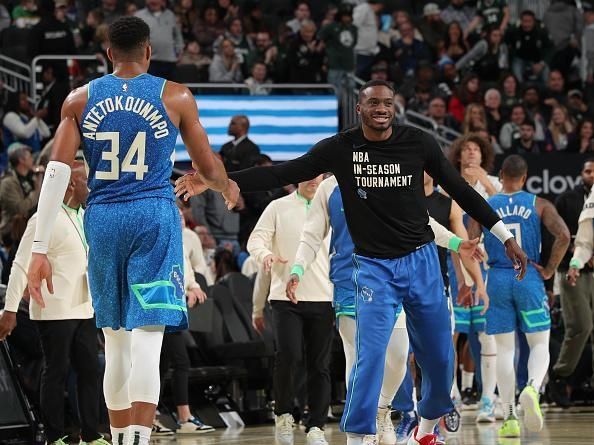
[525,169,581,195]
[494,153,589,200]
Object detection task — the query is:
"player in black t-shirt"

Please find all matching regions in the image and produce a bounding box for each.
[176,80,526,445]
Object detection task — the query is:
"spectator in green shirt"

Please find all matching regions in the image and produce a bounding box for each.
[318,5,357,95]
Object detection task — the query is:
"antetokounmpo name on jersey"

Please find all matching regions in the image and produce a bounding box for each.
[352,151,413,188]
[81,96,169,140]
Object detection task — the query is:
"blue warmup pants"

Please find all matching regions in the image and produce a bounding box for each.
[340,243,454,435]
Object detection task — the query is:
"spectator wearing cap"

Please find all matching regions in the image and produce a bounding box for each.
[543,0,582,78]
[581,2,594,84]
[318,4,357,94]
[2,91,50,164]
[135,0,184,80]
[28,0,76,81]
[370,62,389,81]
[567,89,589,122]
[506,9,553,83]
[0,144,42,245]
[286,1,311,34]
[418,3,447,57]
[353,0,383,79]
[440,0,475,32]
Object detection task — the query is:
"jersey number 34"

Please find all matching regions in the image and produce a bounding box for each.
[95,131,148,181]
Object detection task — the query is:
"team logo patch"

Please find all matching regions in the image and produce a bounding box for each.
[361,286,374,302]
[122,83,128,92]
[170,264,185,301]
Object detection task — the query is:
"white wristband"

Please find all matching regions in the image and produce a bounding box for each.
[490,220,514,245]
[31,161,71,254]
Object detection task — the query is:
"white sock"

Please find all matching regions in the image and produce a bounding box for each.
[526,330,550,391]
[495,333,516,418]
[417,417,439,438]
[128,425,152,445]
[479,332,497,401]
[346,433,364,445]
[110,426,128,445]
[462,370,474,390]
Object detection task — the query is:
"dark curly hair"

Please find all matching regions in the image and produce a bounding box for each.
[448,133,495,173]
[108,16,150,54]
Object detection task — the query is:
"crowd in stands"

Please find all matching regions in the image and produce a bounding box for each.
[3,0,594,441]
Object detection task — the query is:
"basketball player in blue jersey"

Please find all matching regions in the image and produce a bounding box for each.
[469,155,570,438]
[26,17,238,445]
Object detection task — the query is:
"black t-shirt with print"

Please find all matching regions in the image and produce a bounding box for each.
[229,125,500,258]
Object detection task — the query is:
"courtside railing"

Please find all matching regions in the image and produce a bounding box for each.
[30,54,109,101]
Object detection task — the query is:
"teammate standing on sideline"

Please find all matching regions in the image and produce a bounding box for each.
[248,176,334,445]
[176,80,527,445]
[469,155,570,438]
[447,135,501,416]
[27,17,237,445]
[287,173,484,444]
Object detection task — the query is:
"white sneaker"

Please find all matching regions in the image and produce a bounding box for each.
[152,419,175,436]
[275,413,295,443]
[306,427,328,445]
[176,416,215,434]
[376,407,396,444]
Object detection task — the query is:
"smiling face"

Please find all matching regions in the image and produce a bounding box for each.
[357,85,395,131]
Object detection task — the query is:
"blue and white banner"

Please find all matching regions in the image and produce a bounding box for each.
[174,95,338,162]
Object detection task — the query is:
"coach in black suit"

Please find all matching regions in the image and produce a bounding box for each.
[219,115,261,172]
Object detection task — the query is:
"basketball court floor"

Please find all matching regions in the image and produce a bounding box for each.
[150,408,594,444]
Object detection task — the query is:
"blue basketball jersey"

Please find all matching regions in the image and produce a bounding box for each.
[483,191,541,268]
[80,73,179,205]
[328,182,355,290]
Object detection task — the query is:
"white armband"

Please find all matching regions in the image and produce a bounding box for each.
[490,220,514,245]
[31,161,71,254]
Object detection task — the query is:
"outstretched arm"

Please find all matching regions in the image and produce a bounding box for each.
[169,83,238,208]
[536,197,570,280]
[176,137,335,197]
[28,87,86,307]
